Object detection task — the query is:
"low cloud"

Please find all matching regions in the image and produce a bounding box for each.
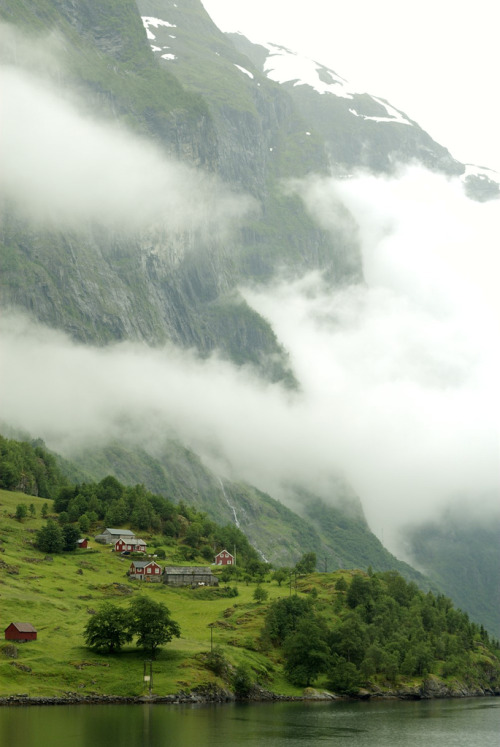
[1,171,498,562]
[0,23,253,236]
[1,29,498,559]
[248,167,499,547]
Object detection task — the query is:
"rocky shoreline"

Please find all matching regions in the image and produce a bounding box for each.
[1,679,498,707]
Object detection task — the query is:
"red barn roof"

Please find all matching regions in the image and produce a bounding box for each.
[7,622,37,633]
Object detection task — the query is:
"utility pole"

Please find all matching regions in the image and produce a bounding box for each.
[143,660,153,696]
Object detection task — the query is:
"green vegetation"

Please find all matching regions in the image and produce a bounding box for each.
[261,570,500,693]
[0,489,499,700]
[408,515,500,639]
[0,435,67,498]
[83,603,133,654]
[0,435,425,581]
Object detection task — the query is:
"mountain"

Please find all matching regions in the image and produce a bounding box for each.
[0,0,498,635]
[3,0,486,359]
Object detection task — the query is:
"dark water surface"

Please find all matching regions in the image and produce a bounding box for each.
[1,697,498,746]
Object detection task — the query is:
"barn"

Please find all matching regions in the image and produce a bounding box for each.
[5,622,37,641]
[214,549,235,566]
[77,538,88,549]
[163,566,219,587]
[129,560,163,581]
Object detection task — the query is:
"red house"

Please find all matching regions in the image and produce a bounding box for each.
[129,560,162,580]
[5,622,37,641]
[114,537,147,553]
[77,538,88,549]
[214,549,235,566]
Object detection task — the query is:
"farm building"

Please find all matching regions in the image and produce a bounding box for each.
[77,538,88,549]
[163,566,219,587]
[114,537,147,553]
[214,549,235,566]
[5,622,37,641]
[94,528,136,545]
[129,560,163,581]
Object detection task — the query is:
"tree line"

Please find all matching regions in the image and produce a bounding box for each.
[0,435,64,497]
[14,471,263,570]
[261,570,500,692]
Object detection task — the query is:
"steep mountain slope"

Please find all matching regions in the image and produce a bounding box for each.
[406,515,500,638]
[0,0,358,372]
[2,0,478,361]
[227,33,463,177]
[0,431,425,583]
[1,0,498,636]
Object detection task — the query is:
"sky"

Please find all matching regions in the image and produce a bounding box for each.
[0,10,499,560]
[202,0,500,172]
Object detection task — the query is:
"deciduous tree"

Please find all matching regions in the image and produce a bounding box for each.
[36,519,64,553]
[253,585,268,604]
[283,617,329,686]
[129,596,180,659]
[295,552,317,574]
[84,603,132,654]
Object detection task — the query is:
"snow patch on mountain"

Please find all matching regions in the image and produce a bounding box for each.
[349,96,412,126]
[234,64,254,79]
[142,17,177,61]
[262,42,352,97]
[142,17,176,41]
[247,40,413,126]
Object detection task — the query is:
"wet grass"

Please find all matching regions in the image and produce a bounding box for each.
[0,489,303,698]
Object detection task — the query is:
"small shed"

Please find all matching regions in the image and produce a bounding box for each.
[214,549,235,566]
[129,560,162,581]
[5,622,37,642]
[77,538,88,549]
[163,566,219,587]
[115,537,147,553]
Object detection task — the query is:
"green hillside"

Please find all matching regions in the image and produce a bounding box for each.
[1,489,499,700]
[0,434,426,581]
[1,0,498,690]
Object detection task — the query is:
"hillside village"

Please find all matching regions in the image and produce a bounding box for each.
[93,527,233,585]
[1,484,500,702]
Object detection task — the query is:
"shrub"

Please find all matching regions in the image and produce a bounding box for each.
[205,646,230,678]
[233,664,253,698]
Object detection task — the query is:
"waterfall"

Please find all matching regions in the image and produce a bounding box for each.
[218,478,240,528]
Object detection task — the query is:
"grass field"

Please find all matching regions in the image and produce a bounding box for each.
[0,489,311,698]
[4,488,494,700]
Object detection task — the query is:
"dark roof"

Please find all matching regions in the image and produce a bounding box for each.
[116,537,146,545]
[130,560,160,569]
[105,528,135,536]
[163,566,214,575]
[7,622,37,633]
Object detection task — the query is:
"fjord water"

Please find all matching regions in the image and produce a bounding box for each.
[1,698,498,747]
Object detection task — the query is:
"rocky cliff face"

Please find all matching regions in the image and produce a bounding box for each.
[2,0,497,629]
[1,0,468,367]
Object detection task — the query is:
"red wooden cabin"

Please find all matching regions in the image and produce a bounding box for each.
[115,537,147,553]
[5,622,37,641]
[129,560,162,580]
[214,549,235,566]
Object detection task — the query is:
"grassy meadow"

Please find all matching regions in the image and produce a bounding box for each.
[0,489,316,698]
[2,487,498,701]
